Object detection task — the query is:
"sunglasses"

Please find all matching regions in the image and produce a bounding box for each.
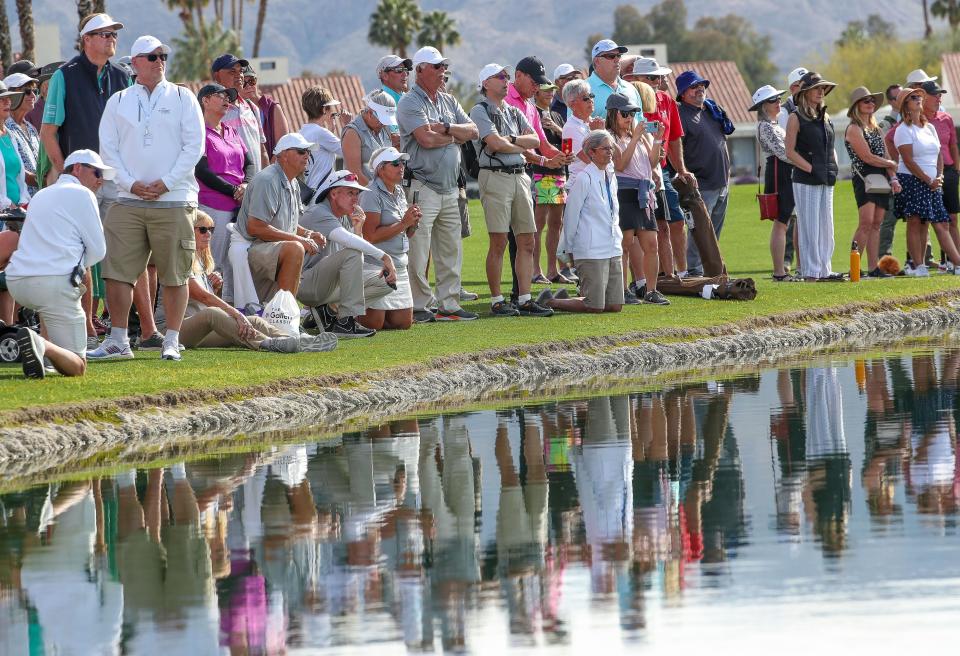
[765,97,781,104]
[579,93,596,102]
[491,72,510,81]
[243,78,257,87]
[431,62,449,70]
[642,75,662,82]
[81,164,103,179]
[17,88,38,96]
[195,226,216,234]
[88,31,118,39]
[338,173,359,182]
[385,159,405,167]
[908,94,923,101]
[138,53,168,62]
[860,97,877,104]
[599,53,622,60]
[293,148,310,155]
[619,110,637,118]
[385,66,408,74]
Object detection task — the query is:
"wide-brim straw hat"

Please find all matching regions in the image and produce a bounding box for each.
[793,71,836,103]
[896,86,927,107]
[846,86,885,118]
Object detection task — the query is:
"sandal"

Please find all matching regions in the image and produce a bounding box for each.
[531,274,551,285]
[549,273,572,284]
[772,273,796,282]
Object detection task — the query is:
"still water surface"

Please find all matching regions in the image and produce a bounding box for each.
[3,348,960,654]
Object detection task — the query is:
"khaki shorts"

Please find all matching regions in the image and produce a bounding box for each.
[102,203,196,286]
[478,170,536,234]
[577,256,625,309]
[247,240,286,302]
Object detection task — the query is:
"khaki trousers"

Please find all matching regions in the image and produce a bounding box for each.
[406,179,463,312]
[179,307,284,349]
[296,248,394,318]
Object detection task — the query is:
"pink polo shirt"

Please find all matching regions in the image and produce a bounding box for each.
[927,110,957,166]
[506,83,560,157]
[198,123,248,211]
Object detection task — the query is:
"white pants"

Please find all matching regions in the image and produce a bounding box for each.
[7,275,86,356]
[227,224,259,310]
[203,205,236,300]
[793,183,835,278]
[406,179,463,312]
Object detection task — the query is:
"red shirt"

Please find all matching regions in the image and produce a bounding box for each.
[928,110,957,166]
[644,90,684,168]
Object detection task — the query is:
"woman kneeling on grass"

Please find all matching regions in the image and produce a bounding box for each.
[893,87,960,277]
[539,130,624,314]
[170,211,337,352]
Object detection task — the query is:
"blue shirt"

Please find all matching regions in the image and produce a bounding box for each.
[587,71,642,119]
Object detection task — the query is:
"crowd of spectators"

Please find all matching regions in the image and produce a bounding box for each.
[1,11,958,380]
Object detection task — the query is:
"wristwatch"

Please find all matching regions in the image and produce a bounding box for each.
[443,121,451,135]
[509,135,517,144]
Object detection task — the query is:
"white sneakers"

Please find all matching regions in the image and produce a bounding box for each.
[87,340,135,360]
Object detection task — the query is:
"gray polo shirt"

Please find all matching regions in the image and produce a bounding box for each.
[678,102,730,191]
[342,114,391,181]
[397,84,471,193]
[299,199,351,271]
[360,178,408,259]
[469,99,531,169]
[236,163,302,240]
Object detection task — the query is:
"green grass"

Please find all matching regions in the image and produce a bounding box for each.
[2,180,958,414]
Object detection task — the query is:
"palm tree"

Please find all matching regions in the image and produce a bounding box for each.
[416,10,459,53]
[923,0,934,37]
[368,0,422,58]
[252,0,268,57]
[169,19,241,81]
[15,0,34,62]
[76,0,93,25]
[931,0,960,31]
[0,4,11,69]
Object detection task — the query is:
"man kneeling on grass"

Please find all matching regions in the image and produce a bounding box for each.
[4,150,110,378]
[538,130,624,314]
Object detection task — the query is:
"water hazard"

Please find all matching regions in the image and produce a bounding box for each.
[3,347,960,653]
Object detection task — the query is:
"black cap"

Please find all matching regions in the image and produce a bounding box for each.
[211,53,250,73]
[197,83,239,103]
[605,92,641,113]
[515,56,550,85]
[7,59,39,77]
[921,80,947,96]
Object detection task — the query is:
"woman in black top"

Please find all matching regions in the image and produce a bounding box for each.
[844,87,899,277]
[785,72,841,281]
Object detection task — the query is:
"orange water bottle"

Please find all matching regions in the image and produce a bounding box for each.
[850,240,861,282]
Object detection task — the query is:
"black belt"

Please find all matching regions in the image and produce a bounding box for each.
[481,165,526,174]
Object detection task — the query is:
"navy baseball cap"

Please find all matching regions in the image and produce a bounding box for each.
[211,53,249,73]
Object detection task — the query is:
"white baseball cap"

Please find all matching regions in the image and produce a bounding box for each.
[63,149,116,180]
[365,96,397,126]
[553,63,578,80]
[377,54,412,75]
[370,146,410,172]
[412,46,448,68]
[79,14,124,37]
[591,39,628,60]
[632,57,671,77]
[273,132,319,155]
[2,72,38,89]
[477,63,510,91]
[130,35,171,58]
[787,67,809,86]
[906,68,937,85]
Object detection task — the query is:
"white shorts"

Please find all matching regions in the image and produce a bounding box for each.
[367,255,413,311]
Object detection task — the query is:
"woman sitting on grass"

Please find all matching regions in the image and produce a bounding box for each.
[165,211,337,353]
[539,130,624,314]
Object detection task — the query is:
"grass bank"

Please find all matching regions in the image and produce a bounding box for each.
[2,180,959,415]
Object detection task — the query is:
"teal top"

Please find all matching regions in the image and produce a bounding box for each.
[1,133,22,204]
[42,66,123,126]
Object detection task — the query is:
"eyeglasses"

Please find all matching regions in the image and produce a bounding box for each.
[137,53,168,62]
[619,110,637,118]
[430,63,449,70]
[81,164,103,179]
[593,145,615,152]
[88,31,118,40]
[559,74,581,82]
[195,226,216,234]
[599,53,622,60]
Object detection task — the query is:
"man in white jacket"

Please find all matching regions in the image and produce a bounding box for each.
[94,35,205,361]
[5,150,112,378]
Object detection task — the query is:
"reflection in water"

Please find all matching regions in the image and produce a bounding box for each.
[2,349,960,653]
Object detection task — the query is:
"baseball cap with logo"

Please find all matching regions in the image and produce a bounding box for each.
[591,39,628,60]
[63,149,116,180]
[515,56,549,85]
[921,80,947,96]
[79,14,124,37]
[196,83,238,103]
[377,54,413,75]
[787,67,809,87]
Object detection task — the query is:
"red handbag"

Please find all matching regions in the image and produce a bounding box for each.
[757,159,778,221]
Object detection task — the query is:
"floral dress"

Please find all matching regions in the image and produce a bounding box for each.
[5,117,38,197]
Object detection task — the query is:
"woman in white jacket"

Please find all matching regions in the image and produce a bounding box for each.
[0,81,29,209]
[542,130,624,314]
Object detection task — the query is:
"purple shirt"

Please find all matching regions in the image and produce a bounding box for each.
[198,122,247,211]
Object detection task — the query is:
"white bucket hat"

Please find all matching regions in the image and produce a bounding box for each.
[632,57,671,77]
[749,85,786,111]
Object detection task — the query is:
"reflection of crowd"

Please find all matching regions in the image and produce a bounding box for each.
[1,354,959,651]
